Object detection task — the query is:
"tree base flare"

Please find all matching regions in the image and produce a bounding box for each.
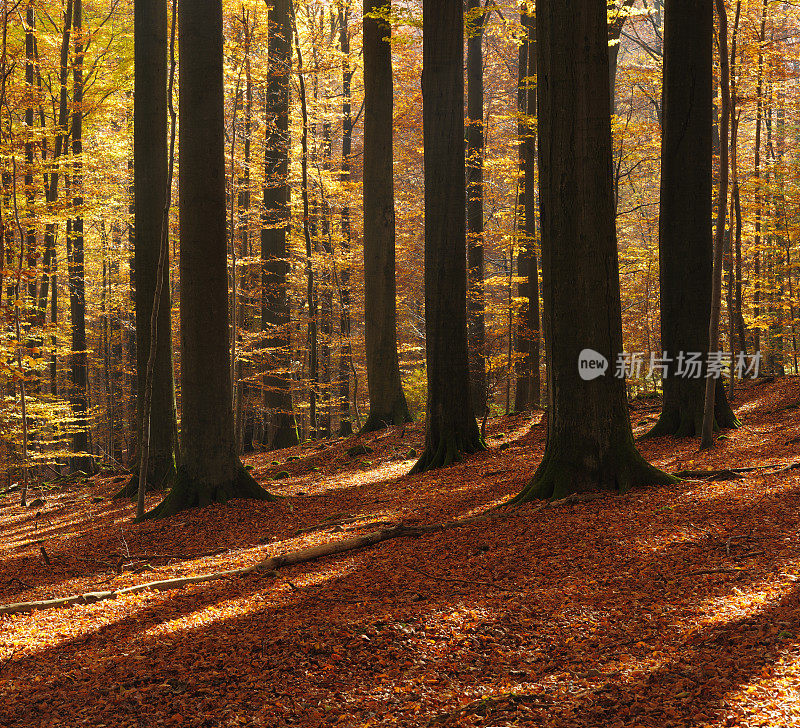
[511,443,677,504]
[360,406,413,434]
[139,463,276,521]
[410,430,487,474]
[643,404,740,439]
[113,466,175,499]
[269,425,299,451]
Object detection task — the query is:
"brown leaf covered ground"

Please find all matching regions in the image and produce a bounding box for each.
[2,377,800,727]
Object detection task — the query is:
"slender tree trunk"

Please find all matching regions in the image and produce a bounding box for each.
[337,0,354,436]
[513,0,673,502]
[237,8,254,454]
[40,0,74,406]
[701,0,731,449]
[262,0,299,450]
[146,0,274,518]
[119,0,180,496]
[68,0,96,474]
[25,2,38,324]
[290,0,319,443]
[318,117,333,440]
[361,0,411,432]
[752,0,767,355]
[466,0,486,417]
[645,0,738,438]
[411,0,485,473]
[514,3,540,412]
[608,0,636,117]
[727,0,742,397]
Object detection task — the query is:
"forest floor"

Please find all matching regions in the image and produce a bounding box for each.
[2,378,800,727]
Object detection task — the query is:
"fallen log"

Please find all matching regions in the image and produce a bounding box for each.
[0,520,484,617]
[673,461,800,479]
[0,492,610,617]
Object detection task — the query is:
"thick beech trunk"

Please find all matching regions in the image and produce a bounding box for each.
[412,0,485,473]
[146,0,274,518]
[646,0,739,438]
[513,0,673,502]
[361,0,411,432]
[262,0,299,450]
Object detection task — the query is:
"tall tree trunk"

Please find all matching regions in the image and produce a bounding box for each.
[25,2,37,322]
[514,3,540,412]
[262,0,299,450]
[237,7,254,454]
[318,113,333,440]
[68,0,96,474]
[146,0,274,518]
[466,0,486,417]
[729,0,746,358]
[337,0,354,436]
[291,0,319,443]
[411,0,485,473]
[701,0,731,448]
[361,0,411,432]
[645,0,738,438]
[752,0,767,355]
[121,0,180,496]
[513,0,673,502]
[40,0,74,403]
[727,0,742,397]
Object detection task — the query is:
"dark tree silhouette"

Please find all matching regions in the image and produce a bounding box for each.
[262,0,299,450]
[513,0,673,502]
[646,0,739,438]
[116,0,179,497]
[361,0,411,432]
[411,0,485,473]
[145,0,274,518]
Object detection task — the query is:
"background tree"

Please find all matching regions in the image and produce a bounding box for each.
[361,0,410,432]
[513,0,673,502]
[262,0,299,450]
[513,1,540,412]
[466,0,487,417]
[701,0,731,448]
[118,0,179,496]
[646,0,739,438]
[411,0,485,473]
[337,0,354,436]
[67,0,95,474]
